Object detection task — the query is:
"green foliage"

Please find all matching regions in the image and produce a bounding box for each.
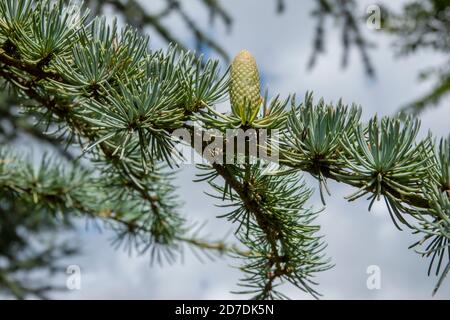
[282,93,361,203]
[55,17,147,92]
[197,162,331,299]
[416,185,450,295]
[339,116,431,229]
[413,137,450,294]
[84,0,233,61]
[0,148,79,298]
[0,0,449,299]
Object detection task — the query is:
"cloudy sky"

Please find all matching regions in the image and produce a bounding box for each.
[51,0,450,299]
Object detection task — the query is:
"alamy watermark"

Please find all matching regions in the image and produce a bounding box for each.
[170,125,280,165]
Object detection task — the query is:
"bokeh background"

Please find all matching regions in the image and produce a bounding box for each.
[5,0,450,299]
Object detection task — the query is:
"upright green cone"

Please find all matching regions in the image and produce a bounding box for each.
[230,50,262,124]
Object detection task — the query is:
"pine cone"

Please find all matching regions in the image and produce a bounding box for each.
[230,50,262,112]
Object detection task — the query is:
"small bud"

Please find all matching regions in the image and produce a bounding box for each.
[230,50,262,113]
